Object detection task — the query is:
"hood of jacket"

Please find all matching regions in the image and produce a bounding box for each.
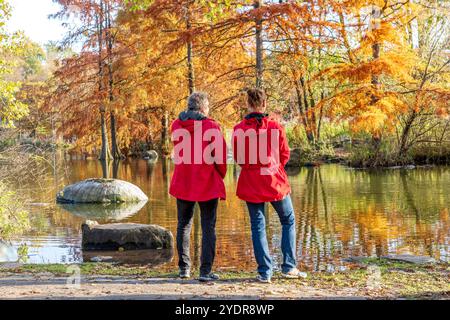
[173,110,210,134]
[243,112,269,130]
[179,110,207,121]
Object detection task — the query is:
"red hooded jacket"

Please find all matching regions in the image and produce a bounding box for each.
[232,112,291,203]
[169,114,227,202]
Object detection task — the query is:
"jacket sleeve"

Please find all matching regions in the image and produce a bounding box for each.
[232,128,240,167]
[279,124,290,167]
[213,124,228,179]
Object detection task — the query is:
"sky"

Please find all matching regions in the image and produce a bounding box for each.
[6,0,66,46]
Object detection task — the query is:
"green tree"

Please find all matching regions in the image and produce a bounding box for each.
[0,0,29,127]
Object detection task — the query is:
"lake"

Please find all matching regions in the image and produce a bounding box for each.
[1,157,448,272]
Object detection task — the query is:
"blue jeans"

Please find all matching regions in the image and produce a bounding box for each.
[246,195,297,279]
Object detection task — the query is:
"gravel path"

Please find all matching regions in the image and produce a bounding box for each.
[0,273,364,300]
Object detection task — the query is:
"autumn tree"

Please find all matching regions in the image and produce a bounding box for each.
[301,1,414,160]
[50,0,126,160]
[397,0,449,157]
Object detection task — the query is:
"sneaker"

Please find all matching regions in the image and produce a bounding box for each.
[179,269,191,279]
[199,273,220,282]
[281,268,307,279]
[256,275,272,283]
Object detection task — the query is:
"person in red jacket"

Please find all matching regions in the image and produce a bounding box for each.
[232,88,307,283]
[170,92,227,282]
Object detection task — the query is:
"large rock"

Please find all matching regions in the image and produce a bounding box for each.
[381,254,436,265]
[57,178,148,204]
[143,150,159,163]
[81,221,174,251]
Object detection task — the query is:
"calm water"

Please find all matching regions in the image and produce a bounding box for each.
[1,158,449,271]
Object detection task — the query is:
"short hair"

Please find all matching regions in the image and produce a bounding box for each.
[187,92,209,111]
[246,88,266,109]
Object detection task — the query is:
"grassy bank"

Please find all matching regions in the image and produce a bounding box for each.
[1,258,448,299]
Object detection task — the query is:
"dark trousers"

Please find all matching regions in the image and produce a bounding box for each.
[176,198,218,275]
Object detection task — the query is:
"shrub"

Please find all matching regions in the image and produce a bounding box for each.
[286,124,308,149]
[0,182,30,240]
[346,137,411,168]
[410,143,450,165]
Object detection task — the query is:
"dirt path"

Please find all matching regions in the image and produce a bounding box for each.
[0,272,364,300]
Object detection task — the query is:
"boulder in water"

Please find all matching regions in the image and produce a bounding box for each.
[382,254,436,265]
[143,150,159,162]
[56,178,148,204]
[81,221,174,251]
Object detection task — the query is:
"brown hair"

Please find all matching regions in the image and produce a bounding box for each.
[246,88,266,109]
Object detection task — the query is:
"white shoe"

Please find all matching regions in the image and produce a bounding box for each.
[256,275,272,283]
[179,269,191,279]
[281,268,308,279]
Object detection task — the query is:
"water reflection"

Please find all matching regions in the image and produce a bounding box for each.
[100,159,121,179]
[58,201,148,221]
[4,159,449,270]
[0,242,17,263]
[83,249,174,266]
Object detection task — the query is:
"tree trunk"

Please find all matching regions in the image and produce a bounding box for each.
[371,5,382,149]
[99,112,112,161]
[110,111,122,159]
[254,0,264,88]
[106,2,122,160]
[338,10,356,64]
[112,159,120,179]
[398,111,417,157]
[161,110,169,156]
[186,4,195,95]
[299,77,315,145]
[316,22,325,143]
[307,82,318,143]
[97,0,112,162]
[371,5,381,99]
[371,41,380,88]
[317,91,324,142]
[100,159,110,179]
[295,82,315,145]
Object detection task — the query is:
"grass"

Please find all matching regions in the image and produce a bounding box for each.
[5,263,178,278]
[1,258,448,299]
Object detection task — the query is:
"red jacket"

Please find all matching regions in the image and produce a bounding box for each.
[232,113,291,203]
[169,116,227,202]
